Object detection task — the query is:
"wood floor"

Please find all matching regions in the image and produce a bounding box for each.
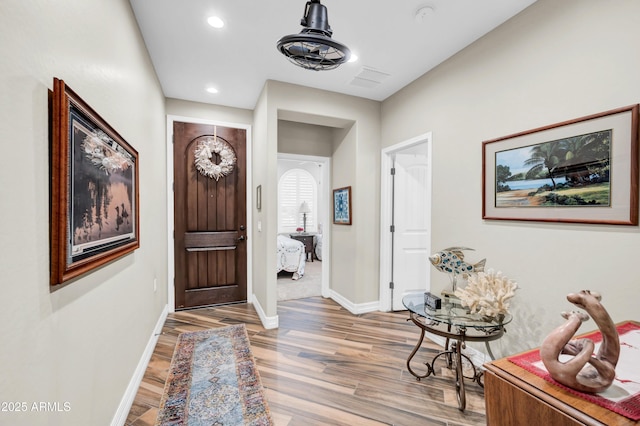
[125,297,488,426]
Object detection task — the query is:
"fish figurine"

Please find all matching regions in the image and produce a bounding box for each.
[428,247,486,275]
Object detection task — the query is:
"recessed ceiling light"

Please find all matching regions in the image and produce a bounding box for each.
[206,87,219,94]
[207,16,224,29]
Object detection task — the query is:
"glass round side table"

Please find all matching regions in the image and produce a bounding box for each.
[402,292,512,411]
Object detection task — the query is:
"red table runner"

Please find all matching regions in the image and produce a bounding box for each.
[508,321,640,421]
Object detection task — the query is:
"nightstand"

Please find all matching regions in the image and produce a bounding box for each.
[289,233,315,262]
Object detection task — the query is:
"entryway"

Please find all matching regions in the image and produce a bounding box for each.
[277,153,331,301]
[167,116,252,311]
[379,133,432,311]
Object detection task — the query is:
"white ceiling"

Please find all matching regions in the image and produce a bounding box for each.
[129,0,537,110]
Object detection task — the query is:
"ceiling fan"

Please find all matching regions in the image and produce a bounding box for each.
[276,0,351,71]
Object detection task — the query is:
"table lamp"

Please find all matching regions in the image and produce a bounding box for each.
[299,201,311,232]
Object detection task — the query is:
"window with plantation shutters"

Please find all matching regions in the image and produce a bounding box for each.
[278,168,317,233]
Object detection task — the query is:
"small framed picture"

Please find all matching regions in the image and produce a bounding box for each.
[333,186,352,225]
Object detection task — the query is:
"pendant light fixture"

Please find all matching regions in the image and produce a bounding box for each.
[276,0,351,71]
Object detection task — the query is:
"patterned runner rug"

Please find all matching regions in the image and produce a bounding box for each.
[156,324,273,426]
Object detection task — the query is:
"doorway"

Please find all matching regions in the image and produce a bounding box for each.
[172,121,247,309]
[379,133,432,311]
[277,153,331,301]
[166,116,252,312]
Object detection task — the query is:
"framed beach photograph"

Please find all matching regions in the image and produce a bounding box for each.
[50,78,140,285]
[333,186,352,225]
[482,104,638,225]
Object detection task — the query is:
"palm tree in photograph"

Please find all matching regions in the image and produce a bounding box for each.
[523,140,567,189]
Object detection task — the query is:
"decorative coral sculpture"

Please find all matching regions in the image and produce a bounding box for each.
[454,269,518,320]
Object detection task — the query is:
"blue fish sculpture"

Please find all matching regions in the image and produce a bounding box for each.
[428,247,486,275]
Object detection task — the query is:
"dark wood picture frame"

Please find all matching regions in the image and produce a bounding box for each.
[482,105,639,225]
[50,78,140,286]
[333,186,352,225]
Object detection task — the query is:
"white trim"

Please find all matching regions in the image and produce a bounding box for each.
[379,132,433,312]
[166,115,253,312]
[277,153,331,301]
[329,290,379,315]
[251,294,279,329]
[111,304,169,426]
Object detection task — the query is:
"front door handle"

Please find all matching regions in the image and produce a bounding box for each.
[238,235,245,241]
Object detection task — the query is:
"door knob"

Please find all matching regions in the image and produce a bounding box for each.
[239,225,245,231]
[238,235,245,241]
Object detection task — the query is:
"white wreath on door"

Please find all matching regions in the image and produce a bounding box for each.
[193,136,236,181]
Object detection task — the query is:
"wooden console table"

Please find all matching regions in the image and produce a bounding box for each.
[484,335,639,426]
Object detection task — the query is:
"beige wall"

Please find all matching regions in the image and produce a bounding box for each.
[167,85,381,318]
[5,1,633,422]
[381,0,640,357]
[277,120,332,238]
[278,120,333,157]
[330,125,359,301]
[252,81,381,318]
[166,98,253,125]
[0,1,167,424]
[252,83,277,317]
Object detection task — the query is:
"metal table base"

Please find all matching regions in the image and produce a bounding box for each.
[405,312,505,411]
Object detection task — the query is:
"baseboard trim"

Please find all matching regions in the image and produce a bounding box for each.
[252,294,279,329]
[111,304,169,426]
[329,290,379,315]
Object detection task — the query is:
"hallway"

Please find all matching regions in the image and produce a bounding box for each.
[126,297,487,425]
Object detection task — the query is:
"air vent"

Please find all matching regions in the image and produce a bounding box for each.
[349,66,390,89]
[349,77,380,88]
[356,66,391,82]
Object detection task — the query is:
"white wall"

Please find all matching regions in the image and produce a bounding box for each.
[381,0,640,358]
[0,1,167,424]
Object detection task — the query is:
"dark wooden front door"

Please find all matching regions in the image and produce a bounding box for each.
[173,121,247,309]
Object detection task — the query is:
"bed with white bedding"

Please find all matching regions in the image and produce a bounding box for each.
[314,233,322,261]
[277,235,306,279]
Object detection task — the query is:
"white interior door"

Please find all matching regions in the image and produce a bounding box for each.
[392,151,430,311]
